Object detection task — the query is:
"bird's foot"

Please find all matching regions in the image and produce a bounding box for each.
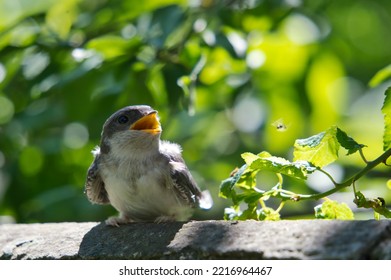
[105,215,133,227]
[154,215,176,223]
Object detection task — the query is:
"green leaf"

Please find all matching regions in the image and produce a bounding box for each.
[240,204,260,220]
[224,205,281,221]
[224,206,241,220]
[354,191,391,218]
[314,200,354,220]
[235,191,264,204]
[0,0,56,31]
[241,152,316,180]
[223,204,260,221]
[45,0,79,39]
[258,207,281,221]
[118,0,187,22]
[369,64,391,87]
[86,35,141,60]
[336,127,365,155]
[293,126,340,167]
[219,164,247,199]
[382,87,391,151]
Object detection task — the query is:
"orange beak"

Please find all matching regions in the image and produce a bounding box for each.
[129,112,162,135]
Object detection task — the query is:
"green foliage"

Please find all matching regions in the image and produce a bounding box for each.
[336,128,366,156]
[242,152,317,180]
[1,0,391,223]
[382,88,391,151]
[293,126,366,167]
[354,191,391,219]
[370,65,391,88]
[294,126,341,168]
[314,200,354,220]
[220,88,391,220]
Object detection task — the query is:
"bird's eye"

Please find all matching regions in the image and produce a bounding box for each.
[117,115,129,124]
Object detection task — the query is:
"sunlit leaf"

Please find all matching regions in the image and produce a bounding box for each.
[86,35,141,60]
[239,204,259,220]
[369,64,391,87]
[45,0,79,39]
[258,207,281,221]
[293,126,340,167]
[336,127,365,155]
[0,0,56,31]
[306,53,345,130]
[224,206,241,220]
[119,0,187,21]
[199,47,246,84]
[382,87,391,151]
[314,200,354,220]
[241,151,316,180]
[241,152,260,165]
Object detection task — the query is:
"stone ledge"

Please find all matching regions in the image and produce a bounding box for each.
[1,220,390,260]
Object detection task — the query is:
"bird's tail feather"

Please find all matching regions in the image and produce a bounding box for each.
[198,190,213,210]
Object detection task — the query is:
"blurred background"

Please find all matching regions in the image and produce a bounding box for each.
[0,0,391,223]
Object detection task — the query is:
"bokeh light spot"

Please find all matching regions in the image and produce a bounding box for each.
[246,50,266,69]
[284,14,320,45]
[22,51,50,80]
[231,96,265,133]
[0,96,14,124]
[19,146,44,176]
[0,63,6,83]
[63,122,89,149]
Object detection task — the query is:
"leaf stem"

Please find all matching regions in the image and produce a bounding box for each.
[317,168,339,186]
[275,201,285,213]
[283,148,391,201]
[359,148,369,164]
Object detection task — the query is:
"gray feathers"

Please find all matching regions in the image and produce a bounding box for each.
[85,150,110,204]
[84,105,213,223]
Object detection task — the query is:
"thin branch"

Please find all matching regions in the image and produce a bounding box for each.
[278,147,391,202]
[317,168,339,186]
[275,201,285,213]
[359,148,369,164]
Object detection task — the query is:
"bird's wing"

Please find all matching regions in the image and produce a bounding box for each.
[85,155,110,204]
[163,142,213,209]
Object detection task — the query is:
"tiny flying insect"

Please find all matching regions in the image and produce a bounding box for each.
[271,118,289,132]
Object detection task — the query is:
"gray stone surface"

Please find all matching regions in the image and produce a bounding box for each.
[0,220,390,259]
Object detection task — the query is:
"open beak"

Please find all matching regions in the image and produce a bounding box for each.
[129,111,162,135]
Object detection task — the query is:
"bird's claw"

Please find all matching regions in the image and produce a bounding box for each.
[105,215,132,227]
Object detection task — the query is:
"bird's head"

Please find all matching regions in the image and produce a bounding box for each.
[100,105,162,154]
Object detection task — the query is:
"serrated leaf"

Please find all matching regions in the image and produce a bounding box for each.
[242,152,316,180]
[241,152,260,166]
[314,200,354,220]
[382,87,391,151]
[369,65,391,87]
[293,126,340,167]
[336,127,365,155]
